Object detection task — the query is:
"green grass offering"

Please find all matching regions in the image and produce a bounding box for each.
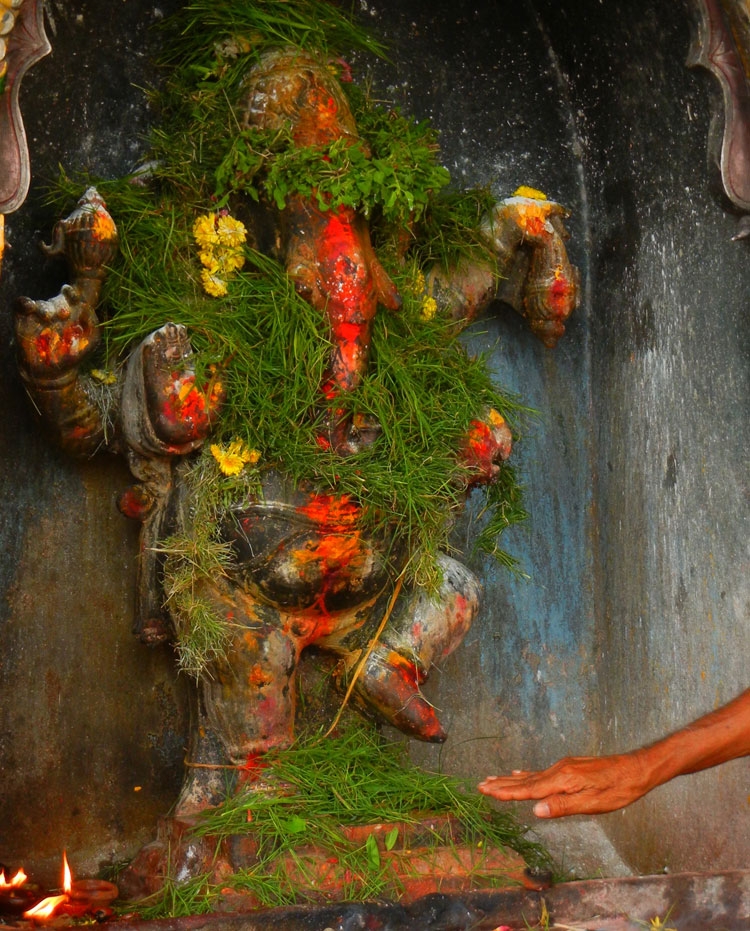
[49,0,532,674]
[133,726,551,916]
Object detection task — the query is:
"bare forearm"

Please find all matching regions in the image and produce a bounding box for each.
[479,688,750,818]
[636,688,750,790]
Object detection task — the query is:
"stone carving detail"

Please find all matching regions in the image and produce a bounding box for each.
[14,49,579,817]
[0,0,51,278]
[0,0,50,216]
[689,0,750,234]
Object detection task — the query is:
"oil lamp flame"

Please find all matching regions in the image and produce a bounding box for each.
[21,851,76,920]
[62,851,72,895]
[23,895,67,920]
[0,868,28,889]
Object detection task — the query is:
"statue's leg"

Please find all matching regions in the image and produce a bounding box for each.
[121,452,177,645]
[319,555,481,742]
[175,686,234,815]
[175,578,302,813]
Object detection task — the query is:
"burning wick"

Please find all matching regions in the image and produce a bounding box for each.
[62,852,72,895]
[0,869,28,889]
[23,895,68,920]
[8,851,118,922]
[0,866,38,916]
[22,851,73,921]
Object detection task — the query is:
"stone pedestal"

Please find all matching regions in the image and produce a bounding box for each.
[118,810,546,908]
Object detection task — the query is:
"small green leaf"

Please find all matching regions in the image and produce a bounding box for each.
[365,832,380,868]
[282,815,307,834]
[384,827,399,851]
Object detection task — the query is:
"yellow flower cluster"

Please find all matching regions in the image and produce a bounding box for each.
[420,295,438,321]
[210,438,261,476]
[409,268,438,321]
[193,212,247,298]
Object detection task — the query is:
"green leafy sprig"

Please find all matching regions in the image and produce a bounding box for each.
[161,0,387,73]
[214,109,450,225]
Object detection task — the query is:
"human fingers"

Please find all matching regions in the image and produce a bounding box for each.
[476,771,531,782]
[477,773,550,801]
[478,756,602,800]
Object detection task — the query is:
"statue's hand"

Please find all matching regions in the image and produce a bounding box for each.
[142,323,225,447]
[457,408,513,487]
[15,284,99,379]
[491,192,580,348]
[488,194,570,250]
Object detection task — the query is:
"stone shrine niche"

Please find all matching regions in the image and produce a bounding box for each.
[13,35,578,812]
[3,0,583,892]
[3,0,747,891]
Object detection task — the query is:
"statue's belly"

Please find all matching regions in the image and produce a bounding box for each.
[221,491,393,615]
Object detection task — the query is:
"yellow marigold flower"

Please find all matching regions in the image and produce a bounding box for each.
[420,295,438,321]
[211,438,254,476]
[220,248,246,274]
[513,185,547,201]
[195,212,246,292]
[201,268,228,298]
[216,214,247,248]
[199,249,220,273]
[193,213,219,247]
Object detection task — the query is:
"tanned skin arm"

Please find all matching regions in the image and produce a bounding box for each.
[478,688,750,818]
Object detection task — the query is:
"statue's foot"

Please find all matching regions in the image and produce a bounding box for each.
[174,763,231,816]
[345,647,446,743]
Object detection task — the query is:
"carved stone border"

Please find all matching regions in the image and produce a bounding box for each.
[0,0,50,214]
[688,0,750,215]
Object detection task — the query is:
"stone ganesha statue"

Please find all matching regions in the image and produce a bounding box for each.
[14,48,579,816]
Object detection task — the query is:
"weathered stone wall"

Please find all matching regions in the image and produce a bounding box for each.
[0,0,188,885]
[0,0,747,882]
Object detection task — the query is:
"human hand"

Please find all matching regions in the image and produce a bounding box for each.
[477,751,653,818]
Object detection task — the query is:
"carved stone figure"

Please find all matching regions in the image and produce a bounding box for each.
[14,49,579,821]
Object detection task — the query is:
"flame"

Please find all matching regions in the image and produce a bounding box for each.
[0,867,28,889]
[62,851,72,895]
[24,894,68,919]
[20,851,75,920]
